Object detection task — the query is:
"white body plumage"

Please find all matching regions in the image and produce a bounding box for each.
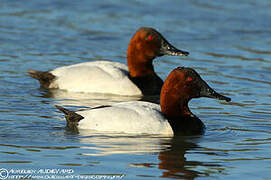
[76,101,174,136]
[50,61,142,96]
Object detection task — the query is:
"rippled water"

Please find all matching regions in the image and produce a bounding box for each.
[1,0,271,179]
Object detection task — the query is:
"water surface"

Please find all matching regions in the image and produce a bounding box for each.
[0,0,271,179]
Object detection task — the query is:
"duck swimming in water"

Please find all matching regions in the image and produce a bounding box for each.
[28,27,189,96]
[56,67,231,136]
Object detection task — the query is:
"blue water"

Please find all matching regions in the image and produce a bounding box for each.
[1,0,271,179]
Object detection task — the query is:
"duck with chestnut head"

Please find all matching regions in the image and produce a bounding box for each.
[28,27,189,96]
[56,67,231,136]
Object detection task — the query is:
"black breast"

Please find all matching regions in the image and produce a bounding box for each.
[168,115,206,136]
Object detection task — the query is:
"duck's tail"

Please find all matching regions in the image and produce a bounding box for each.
[55,105,84,132]
[27,70,56,88]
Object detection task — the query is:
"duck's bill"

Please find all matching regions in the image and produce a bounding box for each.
[160,39,189,56]
[200,83,231,102]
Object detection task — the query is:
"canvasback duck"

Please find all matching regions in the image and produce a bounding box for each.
[28,27,189,96]
[55,67,231,135]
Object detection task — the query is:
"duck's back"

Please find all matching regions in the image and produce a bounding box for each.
[50,61,142,95]
[77,101,174,135]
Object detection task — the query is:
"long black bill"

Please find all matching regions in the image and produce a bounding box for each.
[200,81,231,102]
[160,38,189,56]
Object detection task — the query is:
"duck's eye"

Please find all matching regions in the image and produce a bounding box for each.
[186,77,193,82]
[147,35,153,40]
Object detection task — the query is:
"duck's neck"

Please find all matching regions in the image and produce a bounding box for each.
[161,96,205,135]
[161,97,192,119]
[127,45,163,95]
[128,57,155,77]
[127,40,156,77]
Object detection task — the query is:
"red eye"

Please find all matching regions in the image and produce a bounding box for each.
[187,77,193,82]
[148,35,153,40]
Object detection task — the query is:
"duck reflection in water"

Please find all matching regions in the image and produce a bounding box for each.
[132,136,223,179]
[75,131,223,179]
[159,136,207,179]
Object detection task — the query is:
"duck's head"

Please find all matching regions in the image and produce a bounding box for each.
[127,27,189,77]
[161,67,231,118]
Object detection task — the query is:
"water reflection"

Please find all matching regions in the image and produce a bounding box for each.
[41,89,141,107]
[39,88,160,107]
[77,131,222,179]
[129,136,208,179]
[78,131,166,155]
[158,136,204,179]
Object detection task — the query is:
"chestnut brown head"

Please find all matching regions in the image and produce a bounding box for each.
[160,67,231,117]
[127,27,189,77]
